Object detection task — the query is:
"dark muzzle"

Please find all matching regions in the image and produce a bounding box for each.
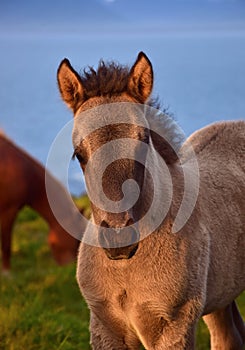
[98,224,139,260]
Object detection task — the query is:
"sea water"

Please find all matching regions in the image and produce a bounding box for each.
[0,31,245,195]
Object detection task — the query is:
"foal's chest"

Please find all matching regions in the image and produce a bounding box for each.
[87,257,187,326]
[96,272,186,344]
[78,237,195,334]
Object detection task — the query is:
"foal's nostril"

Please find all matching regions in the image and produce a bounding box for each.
[125,218,135,227]
[101,220,109,228]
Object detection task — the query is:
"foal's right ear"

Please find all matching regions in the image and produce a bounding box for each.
[57,59,85,113]
[128,52,153,103]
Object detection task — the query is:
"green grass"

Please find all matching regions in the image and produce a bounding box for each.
[0,204,90,350]
[0,202,244,349]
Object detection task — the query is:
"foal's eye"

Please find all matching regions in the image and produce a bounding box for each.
[76,153,85,163]
[72,151,86,165]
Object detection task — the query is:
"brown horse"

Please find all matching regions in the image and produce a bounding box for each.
[0,132,80,271]
[57,52,245,349]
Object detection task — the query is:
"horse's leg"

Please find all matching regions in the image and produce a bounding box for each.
[147,325,196,350]
[131,300,201,350]
[0,209,17,271]
[138,322,196,350]
[232,301,245,344]
[203,302,244,350]
[89,312,141,350]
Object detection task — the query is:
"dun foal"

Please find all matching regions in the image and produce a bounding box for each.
[57,52,245,349]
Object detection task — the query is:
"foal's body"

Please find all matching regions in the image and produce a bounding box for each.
[77,121,245,349]
[57,52,245,349]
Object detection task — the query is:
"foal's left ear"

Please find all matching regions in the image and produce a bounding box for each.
[128,52,153,102]
[57,59,85,113]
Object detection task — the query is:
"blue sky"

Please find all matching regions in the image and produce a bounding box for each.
[0,0,245,34]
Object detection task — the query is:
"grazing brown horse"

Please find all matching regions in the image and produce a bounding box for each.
[0,132,80,271]
[57,52,245,349]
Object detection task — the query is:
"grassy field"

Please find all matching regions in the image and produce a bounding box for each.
[0,201,244,350]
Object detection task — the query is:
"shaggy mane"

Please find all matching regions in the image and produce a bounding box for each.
[79,60,184,163]
[80,61,130,98]
[80,60,161,110]
[147,109,185,164]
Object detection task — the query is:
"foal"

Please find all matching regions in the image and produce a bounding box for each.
[57,52,245,349]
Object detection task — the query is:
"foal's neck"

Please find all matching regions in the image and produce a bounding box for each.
[140,145,185,235]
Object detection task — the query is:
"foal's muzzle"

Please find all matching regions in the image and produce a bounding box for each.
[98,222,139,260]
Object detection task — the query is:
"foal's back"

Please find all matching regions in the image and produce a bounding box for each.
[185,120,244,163]
[185,120,245,313]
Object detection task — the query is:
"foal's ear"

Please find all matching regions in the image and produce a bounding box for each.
[57,59,85,113]
[128,52,153,102]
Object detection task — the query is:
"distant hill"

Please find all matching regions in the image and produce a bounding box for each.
[0,0,245,33]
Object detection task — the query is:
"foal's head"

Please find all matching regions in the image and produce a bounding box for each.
[57,52,156,260]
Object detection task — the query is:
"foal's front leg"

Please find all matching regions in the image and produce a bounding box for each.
[203,301,245,350]
[89,312,141,350]
[132,300,201,350]
[140,321,196,350]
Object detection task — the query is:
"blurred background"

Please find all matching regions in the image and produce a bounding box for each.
[0,0,245,195]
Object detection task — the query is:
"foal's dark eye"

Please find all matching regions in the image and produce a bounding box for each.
[76,153,85,163]
[72,151,86,165]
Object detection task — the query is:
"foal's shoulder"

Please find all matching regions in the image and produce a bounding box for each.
[182,120,245,159]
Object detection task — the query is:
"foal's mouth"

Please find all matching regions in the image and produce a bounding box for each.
[103,243,139,260]
[98,223,140,260]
